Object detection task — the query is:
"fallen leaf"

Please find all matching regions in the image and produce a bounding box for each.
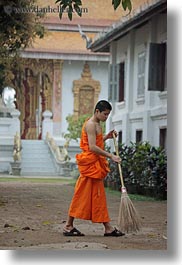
[13,228,19,232]
[42,221,51,225]
[147,233,157,238]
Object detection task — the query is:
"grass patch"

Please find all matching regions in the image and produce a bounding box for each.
[0,177,75,184]
[105,187,158,201]
[128,193,157,201]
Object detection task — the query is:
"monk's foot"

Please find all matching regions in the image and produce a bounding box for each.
[104,224,114,234]
[63,225,74,231]
[104,228,125,237]
[63,227,85,236]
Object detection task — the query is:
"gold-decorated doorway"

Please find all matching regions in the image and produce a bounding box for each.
[14,59,53,139]
[73,63,101,119]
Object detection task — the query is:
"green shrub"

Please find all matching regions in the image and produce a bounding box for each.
[64,113,106,142]
[106,142,167,200]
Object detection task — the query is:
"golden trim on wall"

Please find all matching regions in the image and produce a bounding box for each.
[73,63,101,119]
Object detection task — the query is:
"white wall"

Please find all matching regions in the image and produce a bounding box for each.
[110,11,167,147]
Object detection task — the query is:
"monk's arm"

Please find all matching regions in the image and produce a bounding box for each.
[86,124,112,159]
[103,135,109,141]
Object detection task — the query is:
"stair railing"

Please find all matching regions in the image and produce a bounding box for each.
[45,132,71,176]
[10,132,22,175]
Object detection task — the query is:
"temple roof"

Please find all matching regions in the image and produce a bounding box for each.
[91,0,167,52]
[24,0,148,59]
[27,31,95,54]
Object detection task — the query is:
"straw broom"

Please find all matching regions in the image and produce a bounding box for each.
[113,133,141,233]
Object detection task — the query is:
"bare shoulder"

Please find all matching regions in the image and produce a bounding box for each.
[85,119,96,134]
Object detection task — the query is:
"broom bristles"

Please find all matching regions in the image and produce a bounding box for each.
[118,191,141,233]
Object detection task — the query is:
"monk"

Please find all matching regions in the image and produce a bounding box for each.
[63,100,125,237]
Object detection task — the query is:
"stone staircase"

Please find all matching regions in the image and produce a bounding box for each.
[21,140,58,176]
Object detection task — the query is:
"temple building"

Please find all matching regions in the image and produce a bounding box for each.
[1,0,166,175]
[91,0,167,150]
[13,0,145,141]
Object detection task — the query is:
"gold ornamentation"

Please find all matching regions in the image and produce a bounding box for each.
[15,58,61,139]
[73,63,101,119]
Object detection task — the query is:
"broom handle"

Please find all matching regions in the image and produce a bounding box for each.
[112,133,125,189]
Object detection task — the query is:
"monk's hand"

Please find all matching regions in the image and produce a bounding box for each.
[106,130,118,140]
[110,154,121,163]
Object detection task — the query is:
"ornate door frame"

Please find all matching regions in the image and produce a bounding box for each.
[15,59,54,139]
[73,62,101,119]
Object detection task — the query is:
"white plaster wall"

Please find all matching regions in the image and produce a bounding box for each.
[116,36,128,64]
[129,119,143,143]
[151,116,167,147]
[110,12,167,147]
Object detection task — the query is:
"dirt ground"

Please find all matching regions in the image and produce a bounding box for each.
[0,178,167,250]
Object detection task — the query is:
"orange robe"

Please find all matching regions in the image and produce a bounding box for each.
[68,121,110,223]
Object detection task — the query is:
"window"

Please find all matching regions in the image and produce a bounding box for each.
[109,62,125,102]
[160,128,167,150]
[119,62,125,102]
[148,42,166,91]
[136,130,143,143]
[108,64,119,102]
[164,43,167,91]
[118,131,122,145]
[137,51,146,97]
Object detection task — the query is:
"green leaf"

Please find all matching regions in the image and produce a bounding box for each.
[113,0,121,10]
[122,0,132,12]
[122,0,127,11]
[74,4,82,17]
[76,10,82,17]
[127,0,132,12]
[73,0,82,5]
[61,0,69,4]
[68,5,73,20]
[68,12,72,20]
[59,11,63,19]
